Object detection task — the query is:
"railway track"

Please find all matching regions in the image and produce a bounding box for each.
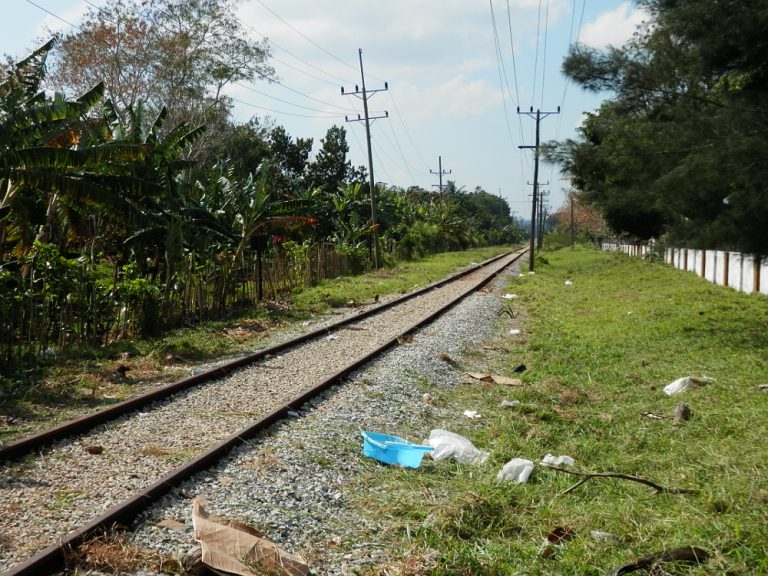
[1,248,526,575]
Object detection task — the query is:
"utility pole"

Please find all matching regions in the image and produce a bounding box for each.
[430,155,452,193]
[518,106,559,272]
[342,49,388,268]
[537,188,549,250]
[570,189,575,250]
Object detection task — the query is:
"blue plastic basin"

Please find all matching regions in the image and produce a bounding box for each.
[361,431,433,468]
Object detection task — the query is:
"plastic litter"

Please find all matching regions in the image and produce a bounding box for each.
[565,280,573,285]
[663,375,714,395]
[462,410,481,419]
[503,293,518,300]
[591,530,620,543]
[528,271,536,275]
[500,399,521,408]
[509,328,521,335]
[497,458,534,483]
[361,432,433,468]
[425,429,488,464]
[541,454,576,466]
[422,392,434,404]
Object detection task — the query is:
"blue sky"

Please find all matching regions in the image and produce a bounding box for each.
[2,0,647,216]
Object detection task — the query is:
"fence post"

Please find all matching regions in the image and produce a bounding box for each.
[754,256,761,294]
[683,248,688,271]
[724,252,730,288]
[700,250,706,279]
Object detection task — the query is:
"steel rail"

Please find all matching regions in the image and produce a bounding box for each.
[0,251,515,462]
[4,248,525,576]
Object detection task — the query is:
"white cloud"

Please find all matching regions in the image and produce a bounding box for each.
[580,2,648,49]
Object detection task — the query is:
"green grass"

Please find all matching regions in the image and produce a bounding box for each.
[355,246,768,575]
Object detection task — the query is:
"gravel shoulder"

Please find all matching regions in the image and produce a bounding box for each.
[125,263,521,576]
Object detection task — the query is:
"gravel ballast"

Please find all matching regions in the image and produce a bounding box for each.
[125,263,522,575]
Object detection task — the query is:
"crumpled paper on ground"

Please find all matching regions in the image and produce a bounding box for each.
[192,500,308,576]
[425,429,489,464]
[497,458,535,483]
[663,375,714,395]
[541,454,576,466]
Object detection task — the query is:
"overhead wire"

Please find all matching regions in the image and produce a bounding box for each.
[387,92,431,172]
[539,0,550,110]
[250,0,359,77]
[24,0,82,31]
[229,96,345,119]
[489,0,518,149]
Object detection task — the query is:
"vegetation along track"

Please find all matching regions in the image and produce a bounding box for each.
[0,248,526,575]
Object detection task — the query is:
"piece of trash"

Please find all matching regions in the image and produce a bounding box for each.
[546,525,574,544]
[462,410,482,419]
[503,293,518,300]
[422,392,434,404]
[85,445,104,455]
[287,410,301,418]
[509,328,521,335]
[590,530,620,543]
[191,500,309,576]
[626,311,634,315]
[528,271,536,275]
[610,546,709,575]
[641,412,666,420]
[541,454,575,466]
[361,432,433,468]
[758,384,768,392]
[500,399,521,408]
[673,403,692,422]
[513,364,527,373]
[157,518,186,531]
[465,372,523,386]
[326,334,339,341]
[497,458,534,483]
[663,375,714,395]
[564,280,573,286]
[425,429,489,464]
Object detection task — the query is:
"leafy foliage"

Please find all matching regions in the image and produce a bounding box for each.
[552,0,768,254]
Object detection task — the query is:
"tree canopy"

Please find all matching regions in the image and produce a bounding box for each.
[551,0,768,255]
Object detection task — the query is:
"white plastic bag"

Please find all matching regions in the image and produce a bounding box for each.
[496,458,534,483]
[425,429,488,464]
[663,375,714,395]
[541,454,575,466]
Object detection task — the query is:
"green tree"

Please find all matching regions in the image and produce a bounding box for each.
[48,0,274,160]
[554,0,768,254]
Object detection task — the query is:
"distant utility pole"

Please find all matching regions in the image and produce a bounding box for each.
[518,106,560,272]
[342,48,388,268]
[430,155,452,193]
[537,188,550,250]
[570,190,575,250]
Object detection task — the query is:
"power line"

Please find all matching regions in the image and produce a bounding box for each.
[24,0,82,31]
[251,0,360,76]
[234,81,357,115]
[539,0,550,109]
[387,92,431,171]
[531,0,543,107]
[489,0,517,148]
[229,96,345,119]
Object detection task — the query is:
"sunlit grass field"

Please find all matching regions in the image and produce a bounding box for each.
[357,246,768,575]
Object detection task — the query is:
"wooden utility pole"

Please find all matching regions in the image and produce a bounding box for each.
[430,155,452,193]
[518,106,559,272]
[342,49,387,268]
